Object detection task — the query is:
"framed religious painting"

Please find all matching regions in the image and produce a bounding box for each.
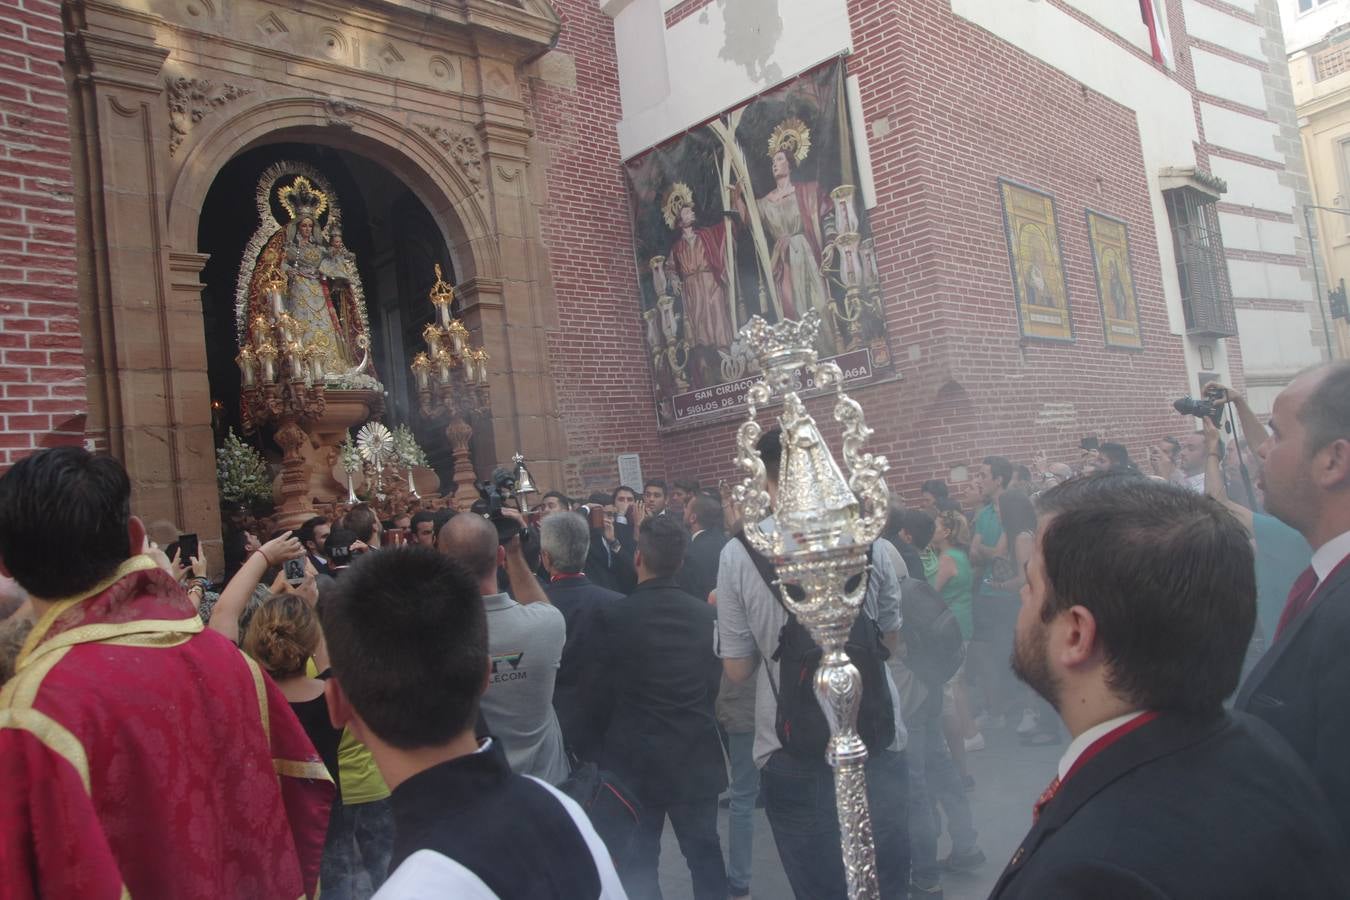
[1086,210,1144,349]
[623,59,896,430]
[998,179,1074,342]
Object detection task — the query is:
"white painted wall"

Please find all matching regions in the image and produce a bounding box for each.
[1236,307,1323,372]
[1191,48,1268,107]
[1184,0,1266,58]
[1210,156,1299,209]
[1227,259,1315,300]
[1061,0,1153,53]
[607,0,854,158]
[1200,103,1283,161]
[1277,0,1350,54]
[1218,211,1299,254]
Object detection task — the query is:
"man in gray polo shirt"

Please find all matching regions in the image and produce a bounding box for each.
[441,512,569,785]
[718,426,909,899]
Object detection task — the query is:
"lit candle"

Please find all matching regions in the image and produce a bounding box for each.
[256,341,277,383]
[250,314,270,349]
[286,340,305,381]
[235,346,257,387]
[462,351,478,384]
[474,348,490,386]
[410,352,432,392]
[308,347,325,383]
[446,320,468,357]
[435,349,453,385]
[422,323,442,354]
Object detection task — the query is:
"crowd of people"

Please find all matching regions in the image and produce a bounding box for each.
[3,365,1350,899]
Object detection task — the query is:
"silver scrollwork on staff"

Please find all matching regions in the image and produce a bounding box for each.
[730,310,890,900]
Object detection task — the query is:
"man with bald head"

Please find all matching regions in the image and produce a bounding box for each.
[440,511,569,784]
[1236,361,1350,843]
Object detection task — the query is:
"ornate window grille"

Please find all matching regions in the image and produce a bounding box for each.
[1165,187,1237,338]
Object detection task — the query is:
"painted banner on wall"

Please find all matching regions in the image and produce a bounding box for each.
[624,59,894,428]
[1086,210,1143,349]
[998,178,1074,342]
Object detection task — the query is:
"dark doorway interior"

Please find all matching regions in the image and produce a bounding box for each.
[197,142,460,486]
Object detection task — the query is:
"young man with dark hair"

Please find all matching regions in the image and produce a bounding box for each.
[643,478,669,516]
[540,490,571,518]
[1237,361,1350,844]
[678,492,728,603]
[440,512,568,784]
[0,448,332,898]
[1094,442,1138,475]
[991,475,1349,898]
[346,502,381,547]
[969,455,1011,570]
[669,477,701,519]
[920,479,961,515]
[539,512,622,761]
[410,510,438,549]
[299,514,332,576]
[320,546,624,898]
[718,427,911,898]
[595,515,728,899]
[897,508,937,583]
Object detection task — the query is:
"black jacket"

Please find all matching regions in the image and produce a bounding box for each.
[1236,554,1350,845]
[677,527,728,603]
[584,527,637,594]
[543,573,623,761]
[990,711,1350,899]
[594,576,726,805]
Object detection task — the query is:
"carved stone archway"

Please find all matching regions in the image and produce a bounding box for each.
[65,0,567,563]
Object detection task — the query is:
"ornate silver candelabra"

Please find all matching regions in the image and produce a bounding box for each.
[731,310,890,900]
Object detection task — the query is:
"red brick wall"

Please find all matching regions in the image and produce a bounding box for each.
[0,0,85,471]
[647,0,1223,503]
[532,0,670,491]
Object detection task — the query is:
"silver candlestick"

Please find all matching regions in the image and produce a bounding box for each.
[731,310,890,900]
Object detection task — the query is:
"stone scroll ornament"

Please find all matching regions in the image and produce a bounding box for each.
[234,161,381,433]
[732,309,889,900]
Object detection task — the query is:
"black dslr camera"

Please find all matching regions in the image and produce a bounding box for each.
[1172,394,1223,426]
[472,466,529,545]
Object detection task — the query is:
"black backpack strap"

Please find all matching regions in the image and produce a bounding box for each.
[734,531,784,703]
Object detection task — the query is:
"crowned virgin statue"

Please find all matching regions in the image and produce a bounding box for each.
[235,163,378,387]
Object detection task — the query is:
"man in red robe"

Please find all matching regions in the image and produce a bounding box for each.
[0,447,333,898]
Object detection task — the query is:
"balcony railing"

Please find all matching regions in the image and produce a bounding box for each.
[1174,225,1238,338]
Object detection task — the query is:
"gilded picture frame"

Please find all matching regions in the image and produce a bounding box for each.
[998,178,1074,342]
[1086,209,1144,350]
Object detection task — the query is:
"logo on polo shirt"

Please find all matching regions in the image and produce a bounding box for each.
[490,650,527,682]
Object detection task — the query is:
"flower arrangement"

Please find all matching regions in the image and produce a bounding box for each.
[216,428,273,505]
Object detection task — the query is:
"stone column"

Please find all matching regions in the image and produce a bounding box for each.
[67,4,221,559]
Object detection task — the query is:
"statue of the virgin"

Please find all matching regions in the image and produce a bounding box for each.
[235,162,379,389]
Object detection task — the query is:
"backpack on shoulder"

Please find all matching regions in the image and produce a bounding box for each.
[897,575,965,688]
[558,761,642,861]
[735,533,896,760]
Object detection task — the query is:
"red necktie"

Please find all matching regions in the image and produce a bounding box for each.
[1274,567,1319,641]
[1032,775,1061,822]
[1031,711,1159,823]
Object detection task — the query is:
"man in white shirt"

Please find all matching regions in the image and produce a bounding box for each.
[318,545,625,899]
[1236,361,1350,843]
[717,427,910,898]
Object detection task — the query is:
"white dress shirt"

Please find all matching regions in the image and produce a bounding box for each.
[1311,529,1350,583]
[1057,710,1147,780]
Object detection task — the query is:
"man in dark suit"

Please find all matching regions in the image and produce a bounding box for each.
[677,493,728,603]
[594,515,728,900]
[539,511,623,762]
[991,475,1350,899]
[1235,362,1350,845]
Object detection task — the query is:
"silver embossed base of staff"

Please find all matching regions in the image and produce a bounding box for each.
[730,310,889,900]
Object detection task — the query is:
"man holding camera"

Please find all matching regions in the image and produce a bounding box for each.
[440,510,569,785]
